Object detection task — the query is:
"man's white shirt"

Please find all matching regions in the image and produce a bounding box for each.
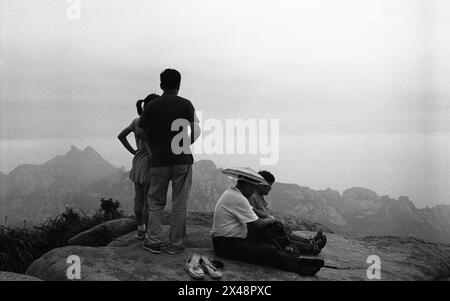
[210,187,258,238]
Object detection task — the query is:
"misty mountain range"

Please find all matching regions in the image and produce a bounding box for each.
[1,145,449,244]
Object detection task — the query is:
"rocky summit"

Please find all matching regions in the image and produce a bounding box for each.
[25,224,450,281]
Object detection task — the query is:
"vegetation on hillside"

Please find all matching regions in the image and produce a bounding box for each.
[0,198,124,273]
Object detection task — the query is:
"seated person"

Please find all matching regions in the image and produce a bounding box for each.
[210,176,324,276]
[249,170,327,256]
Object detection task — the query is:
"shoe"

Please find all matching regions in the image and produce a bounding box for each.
[313,230,323,241]
[200,256,222,279]
[163,244,185,255]
[313,231,327,250]
[135,230,146,240]
[142,240,162,254]
[297,258,324,276]
[291,240,321,256]
[210,259,224,269]
[310,242,322,256]
[185,254,205,279]
[317,235,327,249]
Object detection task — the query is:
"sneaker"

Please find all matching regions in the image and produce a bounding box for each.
[200,256,222,279]
[162,244,186,255]
[291,240,321,256]
[135,230,146,240]
[297,258,324,276]
[185,254,205,279]
[313,230,323,240]
[142,240,162,254]
[313,231,327,250]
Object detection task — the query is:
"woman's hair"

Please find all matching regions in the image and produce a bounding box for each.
[136,93,160,115]
[258,170,275,184]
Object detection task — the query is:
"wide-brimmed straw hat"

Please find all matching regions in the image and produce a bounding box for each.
[219,167,269,186]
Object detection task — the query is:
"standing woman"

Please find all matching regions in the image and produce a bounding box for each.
[118,93,159,240]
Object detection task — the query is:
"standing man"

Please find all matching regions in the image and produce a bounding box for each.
[139,69,201,254]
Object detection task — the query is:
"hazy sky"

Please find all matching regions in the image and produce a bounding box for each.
[1,0,449,207]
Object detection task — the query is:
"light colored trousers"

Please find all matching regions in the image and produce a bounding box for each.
[147,164,192,247]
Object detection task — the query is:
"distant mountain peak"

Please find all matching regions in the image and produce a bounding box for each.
[81,146,102,159]
[69,145,81,152]
[343,187,378,201]
[194,159,218,170]
[67,145,101,157]
[37,145,119,181]
[0,146,122,219]
[83,146,97,153]
[60,145,103,161]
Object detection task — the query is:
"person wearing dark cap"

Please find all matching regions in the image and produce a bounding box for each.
[249,170,327,256]
[210,174,324,276]
[248,170,275,219]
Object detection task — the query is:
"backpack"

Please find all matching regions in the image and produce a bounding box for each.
[265,221,294,253]
[265,221,320,256]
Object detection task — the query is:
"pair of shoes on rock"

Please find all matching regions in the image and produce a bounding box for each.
[185,253,223,280]
[290,232,327,256]
[303,236,326,256]
[290,241,320,257]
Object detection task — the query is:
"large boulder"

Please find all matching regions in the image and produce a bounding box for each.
[0,271,42,281]
[27,245,302,281]
[68,218,137,246]
[26,226,450,281]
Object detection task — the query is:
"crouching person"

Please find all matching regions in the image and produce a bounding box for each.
[210,176,324,276]
[249,170,327,256]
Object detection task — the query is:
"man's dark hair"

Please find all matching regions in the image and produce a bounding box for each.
[160,69,181,90]
[258,170,275,184]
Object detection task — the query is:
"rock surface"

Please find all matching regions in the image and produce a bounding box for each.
[0,271,42,281]
[27,226,450,281]
[68,217,137,246]
[108,225,213,249]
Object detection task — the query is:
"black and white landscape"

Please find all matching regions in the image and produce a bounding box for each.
[1,0,450,284]
[2,146,449,244]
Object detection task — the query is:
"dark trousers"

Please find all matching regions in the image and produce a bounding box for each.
[212,236,304,274]
[212,227,324,275]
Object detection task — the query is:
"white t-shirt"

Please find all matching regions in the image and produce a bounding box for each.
[210,187,259,238]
